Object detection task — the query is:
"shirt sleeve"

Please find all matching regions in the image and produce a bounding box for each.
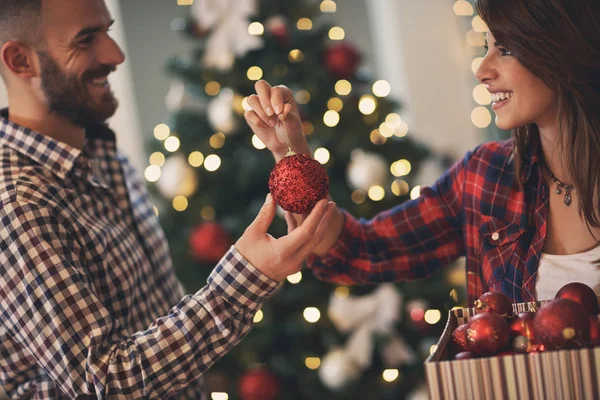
[0,201,279,399]
[307,149,472,284]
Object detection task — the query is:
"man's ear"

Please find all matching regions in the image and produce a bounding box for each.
[0,41,38,80]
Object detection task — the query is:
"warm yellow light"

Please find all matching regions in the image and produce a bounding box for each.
[242,96,251,111]
[144,165,161,182]
[368,185,385,201]
[149,152,166,167]
[471,106,492,128]
[395,122,409,137]
[154,123,170,140]
[153,206,159,217]
[382,369,399,382]
[453,0,474,16]
[472,57,484,75]
[386,113,402,126]
[334,286,350,299]
[329,26,345,40]
[289,49,305,63]
[430,344,439,354]
[471,16,488,32]
[335,80,352,95]
[172,195,188,212]
[201,206,215,221]
[247,66,263,81]
[351,189,367,204]
[248,22,264,36]
[204,154,222,172]
[391,159,411,177]
[466,29,486,47]
[320,0,337,12]
[323,110,340,127]
[177,0,193,5]
[359,95,377,115]
[252,135,266,149]
[297,18,313,30]
[296,90,311,104]
[305,357,321,370]
[303,121,314,135]
[314,148,330,164]
[164,136,180,152]
[379,122,395,138]
[372,80,391,97]
[450,289,459,302]
[211,393,228,400]
[473,84,492,105]
[410,185,421,200]
[327,97,343,111]
[424,309,442,325]
[287,271,302,284]
[303,307,321,323]
[370,129,386,145]
[391,180,409,196]
[253,310,264,323]
[205,81,221,96]
[188,151,204,167]
[209,132,226,149]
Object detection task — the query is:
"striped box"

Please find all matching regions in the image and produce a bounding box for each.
[425,298,600,400]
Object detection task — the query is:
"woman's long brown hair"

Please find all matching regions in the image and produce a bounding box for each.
[476,0,600,226]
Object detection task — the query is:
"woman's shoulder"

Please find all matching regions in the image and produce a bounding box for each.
[465,139,515,172]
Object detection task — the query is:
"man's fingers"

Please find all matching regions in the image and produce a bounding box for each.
[285,211,298,234]
[278,199,328,252]
[296,202,335,258]
[255,80,275,117]
[247,95,277,127]
[247,193,277,235]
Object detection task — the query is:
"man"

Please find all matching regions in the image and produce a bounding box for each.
[0,1,335,398]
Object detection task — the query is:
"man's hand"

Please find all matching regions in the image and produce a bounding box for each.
[235,194,335,282]
[244,80,311,162]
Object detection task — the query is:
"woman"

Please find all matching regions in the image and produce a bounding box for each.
[244,0,600,303]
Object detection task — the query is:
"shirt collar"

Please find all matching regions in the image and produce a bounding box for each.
[0,108,115,181]
[518,132,542,183]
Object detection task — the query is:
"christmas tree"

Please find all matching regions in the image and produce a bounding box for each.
[145,1,465,398]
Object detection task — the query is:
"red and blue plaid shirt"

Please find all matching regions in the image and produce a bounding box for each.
[308,138,551,305]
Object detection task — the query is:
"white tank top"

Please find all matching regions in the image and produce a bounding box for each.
[536,245,600,301]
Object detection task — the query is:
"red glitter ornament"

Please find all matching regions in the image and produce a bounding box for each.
[451,323,469,353]
[587,316,600,347]
[269,153,329,214]
[474,291,514,318]
[509,312,536,352]
[533,298,590,350]
[466,312,510,356]
[555,282,600,315]
[238,367,281,400]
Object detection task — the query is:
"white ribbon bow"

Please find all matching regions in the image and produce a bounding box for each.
[191,0,263,70]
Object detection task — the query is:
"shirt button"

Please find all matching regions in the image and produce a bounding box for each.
[491,232,500,241]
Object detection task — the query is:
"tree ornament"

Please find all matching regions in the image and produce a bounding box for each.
[319,348,361,391]
[555,282,600,315]
[188,221,232,263]
[466,312,510,356]
[508,312,536,352]
[451,323,469,353]
[268,127,329,214]
[323,43,361,78]
[346,149,388,191]
[588,316,600,347]
[238,366,281,400]
[533,298,590,350]
[474,291,514,318]
[157,154,199,199]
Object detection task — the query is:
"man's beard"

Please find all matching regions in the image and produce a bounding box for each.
[37,51,119,129]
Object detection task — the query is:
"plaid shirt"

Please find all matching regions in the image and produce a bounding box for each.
[308,138,550,305]
[0,109,279,399]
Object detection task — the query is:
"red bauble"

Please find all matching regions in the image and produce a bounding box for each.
[466,312,510,356]
[555,282,600,315]
[454,351,476,360]
[238,367,281,400]
[188,222,232,263]
[474,291,514,318]
[533,298,590,350]
[269,153,329,214]
[508,311,536,352]
[323,43,361,78]
[265,16,289,45]
[451,323,469,353]
[588,316,600,347]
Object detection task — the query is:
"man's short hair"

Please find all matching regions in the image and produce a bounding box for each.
[0,0,43,46]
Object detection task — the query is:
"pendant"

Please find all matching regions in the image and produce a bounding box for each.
[564,192,572,206]
[555,187,561,194]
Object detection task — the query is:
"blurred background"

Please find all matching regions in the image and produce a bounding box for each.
[0,1,507,399]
